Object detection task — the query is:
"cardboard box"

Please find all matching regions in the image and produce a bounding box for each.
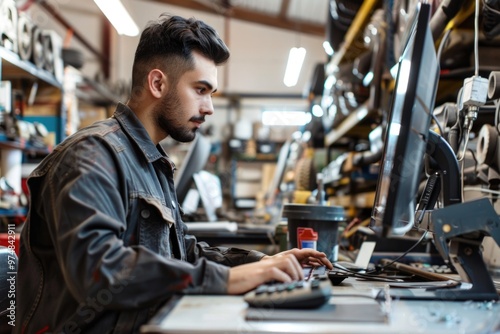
[78,105,107,129]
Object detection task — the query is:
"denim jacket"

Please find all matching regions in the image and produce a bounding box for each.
[16,103,266,334]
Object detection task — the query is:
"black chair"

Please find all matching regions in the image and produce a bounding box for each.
[0,246,16,334]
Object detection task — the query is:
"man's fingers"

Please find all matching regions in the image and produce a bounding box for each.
[267,266,293,283]
[276,254,303,281]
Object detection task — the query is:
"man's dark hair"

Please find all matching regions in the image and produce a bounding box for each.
[131,14,230,89]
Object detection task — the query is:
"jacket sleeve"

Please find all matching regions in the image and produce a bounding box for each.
[183,229,267,267]
[35,136,231,310]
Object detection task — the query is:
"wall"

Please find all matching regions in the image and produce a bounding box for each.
[25,0,328,142]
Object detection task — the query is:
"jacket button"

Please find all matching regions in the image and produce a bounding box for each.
[141,209,150,219]
[171,200,176,208]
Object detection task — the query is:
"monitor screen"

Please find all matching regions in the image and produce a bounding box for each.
[370,2,440,237]
[174,134,212,206]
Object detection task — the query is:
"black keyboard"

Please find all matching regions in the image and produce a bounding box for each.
[243,277,332,309]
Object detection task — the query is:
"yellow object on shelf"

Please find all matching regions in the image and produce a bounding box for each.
[292,190,312,204]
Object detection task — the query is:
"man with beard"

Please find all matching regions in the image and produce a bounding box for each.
[16,14,332,333]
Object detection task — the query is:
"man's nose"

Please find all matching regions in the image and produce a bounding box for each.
[201,96,214,115]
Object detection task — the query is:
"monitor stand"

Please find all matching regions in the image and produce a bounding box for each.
[389,132,500,301]
[430,198,500,301]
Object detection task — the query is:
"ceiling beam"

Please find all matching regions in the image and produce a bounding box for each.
[145,0,325,37]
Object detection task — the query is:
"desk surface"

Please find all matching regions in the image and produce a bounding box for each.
[141,278,500,334]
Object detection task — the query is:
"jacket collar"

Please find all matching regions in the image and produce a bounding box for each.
[113,102,169,164]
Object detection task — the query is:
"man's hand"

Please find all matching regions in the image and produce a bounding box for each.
[226,248,333,295]
[262,248,333,270]
[227,254,303,295]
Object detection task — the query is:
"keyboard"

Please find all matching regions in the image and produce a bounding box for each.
[243,277,332,309]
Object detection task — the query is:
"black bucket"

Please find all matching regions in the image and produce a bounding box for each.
[282,204,346,262]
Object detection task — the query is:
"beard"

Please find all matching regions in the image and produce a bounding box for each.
[153,87,199,143]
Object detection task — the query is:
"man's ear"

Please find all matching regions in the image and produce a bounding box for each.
[148,69,168,98]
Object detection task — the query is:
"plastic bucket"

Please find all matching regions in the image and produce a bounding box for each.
[282,204,346,262]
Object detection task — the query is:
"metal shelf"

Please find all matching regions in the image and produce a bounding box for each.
[324,102,371,147]
[0,46,62,89]
[325,0,380,74]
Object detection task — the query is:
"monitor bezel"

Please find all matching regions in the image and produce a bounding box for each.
[370,2,440,237]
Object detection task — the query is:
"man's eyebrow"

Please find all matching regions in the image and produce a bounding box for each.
[198,80,217,93]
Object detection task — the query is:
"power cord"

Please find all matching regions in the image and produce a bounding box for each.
[372,230,429,274]
[331,231,430,283]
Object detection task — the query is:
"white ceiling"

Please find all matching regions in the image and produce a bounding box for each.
[29,0,330,100]
[147,0,328,34]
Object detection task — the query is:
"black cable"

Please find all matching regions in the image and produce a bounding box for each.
[331,230,430,282]
[373,231,429,273]
[468,148,478,178]
[330,265,410,283]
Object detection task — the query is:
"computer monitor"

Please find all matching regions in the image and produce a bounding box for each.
[370,2,440,237]
[367,2,500,301]
[174,134,212,205]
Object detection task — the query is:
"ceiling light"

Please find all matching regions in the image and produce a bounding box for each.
[94,0,139,36]
[262,111,311,126]
[283,47,306,87]
[322,41,334,56]
[312,104,324,117]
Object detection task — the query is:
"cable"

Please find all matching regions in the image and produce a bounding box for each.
[391,201,416,235]
[457,123,473,203]
[335,271,408,283]
[468,147,478,166]
[415,94,445,150]
[459,0,485,162]
[457,126,472,162]
[375,230,429,272]
[474,0,480,76]
[464,186,500,195]
[331,231,430,282]
[415,94,445,138]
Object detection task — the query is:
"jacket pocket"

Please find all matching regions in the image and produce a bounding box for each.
[136,194,175,257]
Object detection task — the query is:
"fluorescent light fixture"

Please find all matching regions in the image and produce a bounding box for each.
[322,41,334,56]
[312,104,324,117]
[324,74,336,90]
[283,47,306,87]
[94,0,139,36]
[363,71,374,86]
[262,111,312,126]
